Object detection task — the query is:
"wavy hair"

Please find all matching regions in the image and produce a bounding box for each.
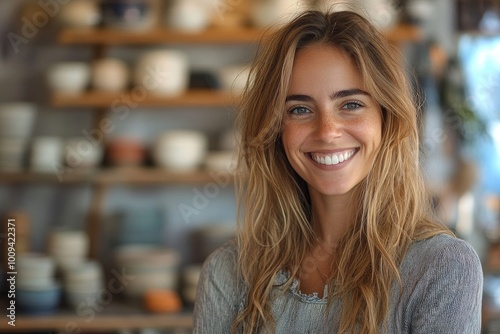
[234,10,452,334]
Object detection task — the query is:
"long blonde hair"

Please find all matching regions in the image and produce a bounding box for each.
[235,10,451,333]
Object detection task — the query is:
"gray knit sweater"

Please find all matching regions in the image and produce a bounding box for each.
[193,234,483,333]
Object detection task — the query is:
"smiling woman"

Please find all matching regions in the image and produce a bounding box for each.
[193,9,483,334]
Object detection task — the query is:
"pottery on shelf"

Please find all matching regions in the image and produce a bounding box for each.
[134,50,189,96]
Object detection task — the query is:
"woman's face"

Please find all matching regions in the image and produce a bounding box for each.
[282,44,382,198]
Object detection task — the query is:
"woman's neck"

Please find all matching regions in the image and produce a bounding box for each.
[309,188,357,246]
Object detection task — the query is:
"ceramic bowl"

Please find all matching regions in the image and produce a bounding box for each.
[59,0,101,28]
[17,283,61,315]
[91,58,130,92]
[153,130,208,171]
[134,50,189,96]
[47,62,90,94]
[65,137,103,169]
[106,138,146,167]
[30,136,64,172]
[0,102,37,138]
[48,229,89,259]
[165,0,210,32]
[63,260,103,283]
[17,253,56,278]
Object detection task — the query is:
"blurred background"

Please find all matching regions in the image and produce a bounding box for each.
[0,0,499,333]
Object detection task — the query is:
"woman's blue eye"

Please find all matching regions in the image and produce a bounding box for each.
[289,106,309,114]
[342,101,363,110]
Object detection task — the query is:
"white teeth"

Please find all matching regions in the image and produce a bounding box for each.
[311,150,355,166]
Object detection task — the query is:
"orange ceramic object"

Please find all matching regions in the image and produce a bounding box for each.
[144,289,182,313]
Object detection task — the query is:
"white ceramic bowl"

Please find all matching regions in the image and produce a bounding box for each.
[17,253,57,290]
[91,58,130,92]
[48,229,89,258]
[0,102,37,138]
[153,130,208,171]
[165,0,210,32]
[53,255,87,271]
[59,0,101,28]
[30,136,64,172]
[134,50,189,96]
[63,260,103,283]
[65,137,103,169]
[17,253,56,280]
[47,62,90,94]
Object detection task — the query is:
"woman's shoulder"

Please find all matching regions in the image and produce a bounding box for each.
[199,239,241,285]
[402,233,483,280]
[202,238,238,270]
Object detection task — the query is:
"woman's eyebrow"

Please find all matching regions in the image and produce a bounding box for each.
[285,89,371,102]
[330,88,370,99]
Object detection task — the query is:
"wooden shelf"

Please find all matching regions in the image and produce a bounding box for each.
[0,168,234,185]
[0,300,193,331]
[51,89,239,108]
[0,313,192,331]
[58,26,270,45]
[57,24,421,46]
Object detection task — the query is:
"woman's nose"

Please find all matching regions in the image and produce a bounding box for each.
[315,111,342,143]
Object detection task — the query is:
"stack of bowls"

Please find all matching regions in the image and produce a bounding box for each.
[114,245,180,299]
[47,229,89,270]
[16,253,61,314]
[0,102,37,171]
[62,260,104,310]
